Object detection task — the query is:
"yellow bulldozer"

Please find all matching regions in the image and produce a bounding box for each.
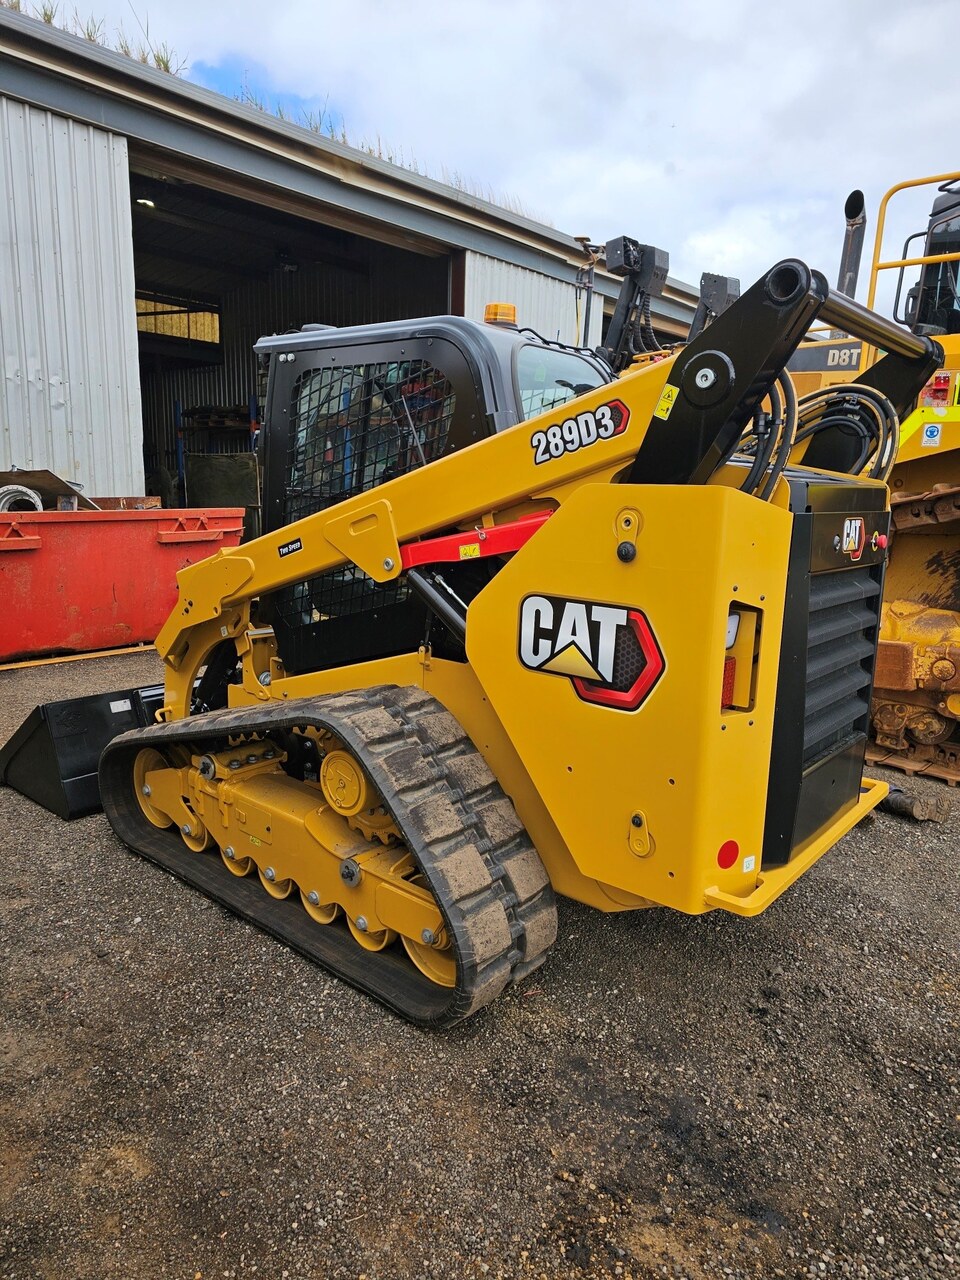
[0,252,941,1024]
[790,173,960,784]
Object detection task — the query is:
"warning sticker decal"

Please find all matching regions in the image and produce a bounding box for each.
[653,384,679,421]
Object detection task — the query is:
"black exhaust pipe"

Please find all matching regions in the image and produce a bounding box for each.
[837,188,867,299]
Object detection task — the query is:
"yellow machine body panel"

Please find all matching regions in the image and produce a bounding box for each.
[467,482,791,914]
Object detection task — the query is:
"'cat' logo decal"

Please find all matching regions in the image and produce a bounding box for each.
[841,517,865,561]
[518,594,665,711]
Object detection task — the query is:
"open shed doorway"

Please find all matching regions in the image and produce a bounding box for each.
[129,171,451,533]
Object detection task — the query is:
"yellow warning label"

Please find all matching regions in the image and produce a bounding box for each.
[459,543,481,560]
[653,384,679,421]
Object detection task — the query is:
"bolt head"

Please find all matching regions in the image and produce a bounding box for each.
[247,754,258,765]
[141,785,152,797]
[307,891,320,906]
[695,367,717,389]
[229,759,241,770]
[181,823,192,836]
[355,915,368,932]
[631,813,644,828]
[264,866,276,882]
[224,846,235,859]
[617,541,637,563]
[383,557,395,571]
[421,928,436,945]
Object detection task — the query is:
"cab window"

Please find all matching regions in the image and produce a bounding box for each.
[515,345,609,420]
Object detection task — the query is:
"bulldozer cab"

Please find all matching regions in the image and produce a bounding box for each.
[900,184,960,336]
[255,318,611,673]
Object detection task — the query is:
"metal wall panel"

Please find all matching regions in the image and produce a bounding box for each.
[140,243,449,477]
[462,253,603,349]
[0,96,143,495]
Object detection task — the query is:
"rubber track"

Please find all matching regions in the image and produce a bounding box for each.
[99,685,558,1027]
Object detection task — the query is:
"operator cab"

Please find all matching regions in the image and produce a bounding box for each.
[256,316,610,537]
[902,184,960,336]
[254,314,610,675]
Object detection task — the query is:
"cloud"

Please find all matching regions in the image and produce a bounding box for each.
[83,0,960,293]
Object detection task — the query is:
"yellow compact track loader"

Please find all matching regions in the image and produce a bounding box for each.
[790,174,960,783]
[2,258,942,1025]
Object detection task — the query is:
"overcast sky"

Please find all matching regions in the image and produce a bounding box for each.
[82,0,960,296]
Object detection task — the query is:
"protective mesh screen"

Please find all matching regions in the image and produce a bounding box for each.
[275,359,456,627]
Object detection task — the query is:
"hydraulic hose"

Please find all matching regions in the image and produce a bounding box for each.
[794,384,899,482]
[734,370,799,500]
[758,370,799,500]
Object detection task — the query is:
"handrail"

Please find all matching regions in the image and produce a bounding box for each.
[867,169,960,310]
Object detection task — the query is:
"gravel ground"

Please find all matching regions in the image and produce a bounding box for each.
[0,650,957,1280]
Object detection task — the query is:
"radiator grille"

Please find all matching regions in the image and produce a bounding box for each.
[802,567,881,766]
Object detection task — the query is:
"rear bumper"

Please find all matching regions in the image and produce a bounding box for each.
[703,776,887,918]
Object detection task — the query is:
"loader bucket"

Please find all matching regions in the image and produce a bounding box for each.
[0,685,164,819]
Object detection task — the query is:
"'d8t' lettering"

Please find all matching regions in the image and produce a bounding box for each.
[827,347,858,367]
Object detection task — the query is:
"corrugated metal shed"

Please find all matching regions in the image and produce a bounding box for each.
[463,253,603,348]
[0,96,143,495]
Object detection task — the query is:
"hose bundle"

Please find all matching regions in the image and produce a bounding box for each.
[793,384,900,482]
[733,376,900,497]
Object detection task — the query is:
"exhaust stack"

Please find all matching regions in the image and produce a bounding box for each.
[837,189,867,299]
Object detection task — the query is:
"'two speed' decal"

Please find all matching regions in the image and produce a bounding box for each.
[518,594,665,711]
[530,398,629,464]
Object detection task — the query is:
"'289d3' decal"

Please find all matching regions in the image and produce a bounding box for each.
[530,399,629,464]
[518,593,665,711]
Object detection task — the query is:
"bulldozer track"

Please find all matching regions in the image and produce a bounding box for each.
[99,685,557,1026]
[867,743,960,787]
[890,482,960,531]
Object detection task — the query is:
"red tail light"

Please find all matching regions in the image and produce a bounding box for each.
[722,656,736,709]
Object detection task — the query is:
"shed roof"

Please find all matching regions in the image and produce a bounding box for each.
[0,8,698,327]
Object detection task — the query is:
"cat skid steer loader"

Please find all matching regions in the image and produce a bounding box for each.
[2,258,941,1025]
